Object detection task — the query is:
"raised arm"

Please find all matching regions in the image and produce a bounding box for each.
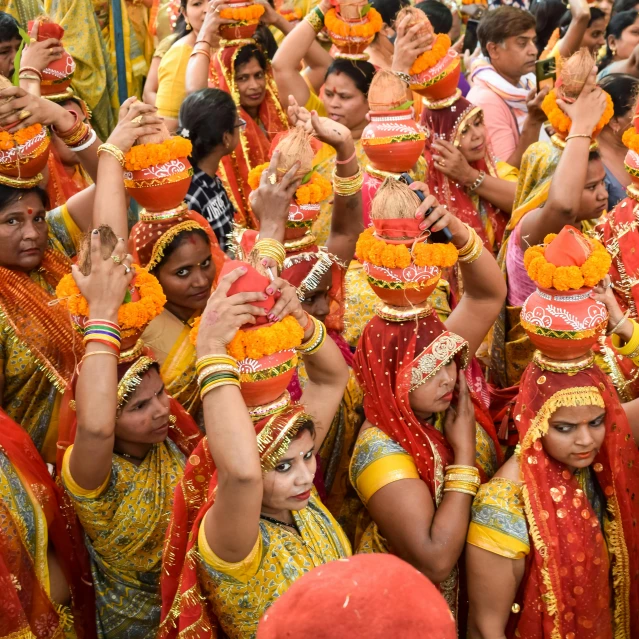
[520,78,608,247]
[68,233,135,490]
[557,0,591,58]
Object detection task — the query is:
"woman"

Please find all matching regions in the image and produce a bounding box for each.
[466,360,639,638]
[366,0,410,70]
[598,9,639,78]
[425,96,517,256]
[0,408,96,638]
[159,230,352,637]
[349,181,505,615]
[0,89,157,462]
[597,73,639,209]
[59,231,202,639]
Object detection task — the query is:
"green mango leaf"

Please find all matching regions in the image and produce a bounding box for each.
[123,289,132,304]
[394,100,414,110]
[12,27,30,86]
[301,170,313,184]
[361,4,371,15]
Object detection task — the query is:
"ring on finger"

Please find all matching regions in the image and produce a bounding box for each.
[18,109,31,121]
[123,265,131,274]
[268,173,277,185]
[111,255,122,265]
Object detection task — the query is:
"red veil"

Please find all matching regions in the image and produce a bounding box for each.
[422,97,508,254]
[0,410,96,638]
[508,361,639,638]
[211,42,289,229]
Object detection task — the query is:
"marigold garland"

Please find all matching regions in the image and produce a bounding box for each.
[523,234,612,291]
[541,89,614,138]
[247,163,332,204]
[0,124,44,151]
[324,7,383,39]
[622,127,639,153]
[356,227,458,269]
[278,7,303,21]
[55,265,167,337]
[190,314,304,360]
[124,136,192,172]
[220,4,265,21]
[409,33,451,76]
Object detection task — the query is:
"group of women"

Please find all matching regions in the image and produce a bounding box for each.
[1,0,639,638]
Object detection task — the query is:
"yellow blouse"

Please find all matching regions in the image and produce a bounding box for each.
[197,487,351,639]
[156,40,192,118]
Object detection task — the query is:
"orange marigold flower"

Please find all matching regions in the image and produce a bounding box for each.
[542,89,614,138]
[124,136,192,172]
[0,123,44,152]
[623,128,639,153]
[220,4,265,21]
[523,245,544,270]
[409,34,451,76]
[553,265,584,291]
[537,262,556,289]
[247,163,269,190]
[325,7,383,39]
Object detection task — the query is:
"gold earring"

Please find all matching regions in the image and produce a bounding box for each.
[185,18,192,31]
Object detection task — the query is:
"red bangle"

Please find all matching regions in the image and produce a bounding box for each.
[19,66,43,80]
[52,110,80,137]
[334,149,357,165]
[302,312,313,333]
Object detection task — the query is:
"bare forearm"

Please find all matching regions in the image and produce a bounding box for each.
[185,53,210,95]
[301,329,349,388]
[93,154,128,239]
[473,174,516,213]
[273,19,319,70]
[19,77,40,96]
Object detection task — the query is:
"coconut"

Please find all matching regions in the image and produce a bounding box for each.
[337,0,369,22]
[371,177,421,220]
[368,70,411,111]
[556,48,596,103]
[77,225,119,276]
[396,7,435,44]
[274,127,315,179]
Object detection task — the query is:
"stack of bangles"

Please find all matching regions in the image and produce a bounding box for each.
[304,5,324,33]
[332,167,364,197]
[443,464,480,496]
[97,143,125,167]
[191,39,212,61]
[18,66,42,83]
[196,355,241,400]
[457,224,483,264]
[296,315,326,355]
[82,319,121,360]
[52,110,97,152]
[254,238,286,274]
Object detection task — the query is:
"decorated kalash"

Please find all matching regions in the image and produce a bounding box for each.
[467,229,639,638]
[125,125,226,415]
[323,0,383,60]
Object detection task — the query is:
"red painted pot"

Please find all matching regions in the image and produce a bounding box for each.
[362,109,426,173]
[410,51,461,101]
[219,0,261,39]
[285,202,320,240]
[28,21,76,97]
[0,127,50,178]
[625,149,639,187]
[239,349,298,407]
[521,287,608,360]
[124,157,193,212]
[363,259,441,306]
[329,32,374,56]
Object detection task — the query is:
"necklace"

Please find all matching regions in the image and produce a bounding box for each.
[260,513,299,534]
[114,449,147,463]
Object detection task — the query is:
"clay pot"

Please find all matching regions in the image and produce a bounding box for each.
[219,0,261,40]
[410,51,461,101]
[363,259,441,306]
[124,157,193,212]
[285,201,320,240]
[625,149,639,187]
[521,287,608,360]
[28,21,76,97]
[239,349,298,407]
[329,32,374,56]
[0,127,50,178]
[362,109,426,173]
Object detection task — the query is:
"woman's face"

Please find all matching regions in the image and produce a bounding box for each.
[457,111,486,164]
[155,233,215,312]
[300,269,332,324]
[608,107,634,140]
[183,0,207,35]
[582,18,607,55]
[236,58,267,113]
[261,429,316,513]
[323,72,369,133]
[116,368,172,445]
[409,359,457,417]
[610,16,639,60]
[577,158,608,221]
[0,192,48,272]
[542,404,606,469]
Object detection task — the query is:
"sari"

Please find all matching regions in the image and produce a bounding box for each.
[58,352,202,639]
[0,409,96,639]
[0,206,84,463]
[212,42,289,229]
[470,361,639,638]
[46,141,93,209]
[159,404,352,639]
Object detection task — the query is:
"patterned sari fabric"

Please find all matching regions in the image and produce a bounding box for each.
[0,410,96,638]
[499,363,639,638]
[46,142,93,209]
[159,405,351,639]
[212,43,289,229]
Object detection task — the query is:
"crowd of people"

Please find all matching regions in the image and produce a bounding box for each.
[1,0,639,637]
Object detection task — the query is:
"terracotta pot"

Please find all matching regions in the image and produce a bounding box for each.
[329,32,374,56]
[28,21,76,97]
[410,51,461,101]
[285,202,320,240]
[521,287,608,360]
[363,259,441,306]
[625,149,639,187]
[362,109,426,173]
[239,349,298,407]
[0,127,50,178]
[124,157,193,212]
[219,0,261,39]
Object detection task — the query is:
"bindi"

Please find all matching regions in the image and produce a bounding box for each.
[26,207,33,216]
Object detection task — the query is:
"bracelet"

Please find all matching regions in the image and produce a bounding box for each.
[467,170,486,193]
[200,373,241,400]
[85,319,120,330]
[197,364,240,386]
[302,311,313,333]
[443,485,478,496]
[97,143,125,167]
[332,167,364,197]
[52,110,81,138]
[456,225,483,264]
[19,66,43,80]
[81,350,119,362]
[394,71,412,85]
[304,7,324,33]
[335,148,357,165]
[445,464,479,473]
[607,309,631,336]
[61,122,91,147]
[195,354,239,374]
[19,74,40,81]
[71,128,97,152]
[254,238,286,272]
[297,316,326,355]
[190,49,211,61]
[565,133,592,143]
[444,473,480,483]
[195,38,212,47]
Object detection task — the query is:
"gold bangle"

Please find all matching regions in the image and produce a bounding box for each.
[196,354,239,373]
[19,74,40,81]
[607,309,631,336]
[81,350,119,362]
[565,133,592,142]
[254,238,286,271]
[190,49,211,61]
[445,464,479,473]
[444,473,480,484]
[200,377,241,400]
[297,316,326,354]
[197,364,240,386]
[97,143,125,168]
[332,167,364,197]
[443,486,478,496]
[457,226,483,264]
[304,8,324,33]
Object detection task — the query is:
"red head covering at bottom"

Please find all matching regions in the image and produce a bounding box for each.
[256,554,456,638]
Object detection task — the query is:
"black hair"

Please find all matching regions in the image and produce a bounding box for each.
[170,0,190,46]
[589,149,602,162]
[597,72,639,115]
[151,227,210,272]
[254,24,278,61]
[0,11,19,44]
[178,88,238,163]
[600,10,639,69]
[234,43,268,73]
[325,58,375,96]
[613,0,639,14]
[415,0,453,34]
[0,184,49,213]
[369,0,410,27]
[477,6,536,58]
[559,6,605,34]
[532,0,566,55]
[294,419,316,440]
